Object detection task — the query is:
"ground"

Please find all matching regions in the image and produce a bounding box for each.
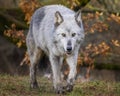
[0,74,120,96]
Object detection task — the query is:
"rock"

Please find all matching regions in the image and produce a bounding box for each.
[0,36,28,75]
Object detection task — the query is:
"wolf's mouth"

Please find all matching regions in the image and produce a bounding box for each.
[65,51,72,55]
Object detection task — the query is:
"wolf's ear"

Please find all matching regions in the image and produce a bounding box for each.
[55,11,63,26]
[75,10,82,26]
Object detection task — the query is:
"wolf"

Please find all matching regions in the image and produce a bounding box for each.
[26,5,84,94]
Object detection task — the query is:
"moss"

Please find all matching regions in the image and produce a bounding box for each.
[0,74,120,96]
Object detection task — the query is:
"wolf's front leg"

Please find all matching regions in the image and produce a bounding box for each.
[49,55,64,94]
[66,54,78,92]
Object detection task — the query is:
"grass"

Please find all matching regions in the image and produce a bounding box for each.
[0,74,120,96]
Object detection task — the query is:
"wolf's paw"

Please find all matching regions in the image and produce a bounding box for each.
[30,81,39,89]
[55,85,65,94]
[65,84,73,92]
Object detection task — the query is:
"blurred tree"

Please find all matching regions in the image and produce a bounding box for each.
[98,0,120,13]
[73,0,91,11]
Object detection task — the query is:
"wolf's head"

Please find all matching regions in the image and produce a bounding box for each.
[53,11,84,55]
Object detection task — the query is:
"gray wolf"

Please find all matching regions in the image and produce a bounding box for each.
[26,5,84,94]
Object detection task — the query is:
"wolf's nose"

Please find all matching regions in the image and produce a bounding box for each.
[67,46,72,52]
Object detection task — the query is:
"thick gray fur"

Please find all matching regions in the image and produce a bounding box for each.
[26,5,84,94]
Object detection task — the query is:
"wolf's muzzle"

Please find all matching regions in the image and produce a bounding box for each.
[66,46,72,55]
[66,40,72,54]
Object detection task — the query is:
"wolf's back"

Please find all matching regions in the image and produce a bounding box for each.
[31,5,74,33]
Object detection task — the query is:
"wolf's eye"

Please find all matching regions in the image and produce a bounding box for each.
[61,33,66,37]
[72,33,76,37]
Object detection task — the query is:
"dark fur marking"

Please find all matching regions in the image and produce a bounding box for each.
[28,7,45,39]
[33,7,45,28]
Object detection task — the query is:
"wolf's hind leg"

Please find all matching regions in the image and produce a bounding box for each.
[26,34,42,88]
[29,48,43,88]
